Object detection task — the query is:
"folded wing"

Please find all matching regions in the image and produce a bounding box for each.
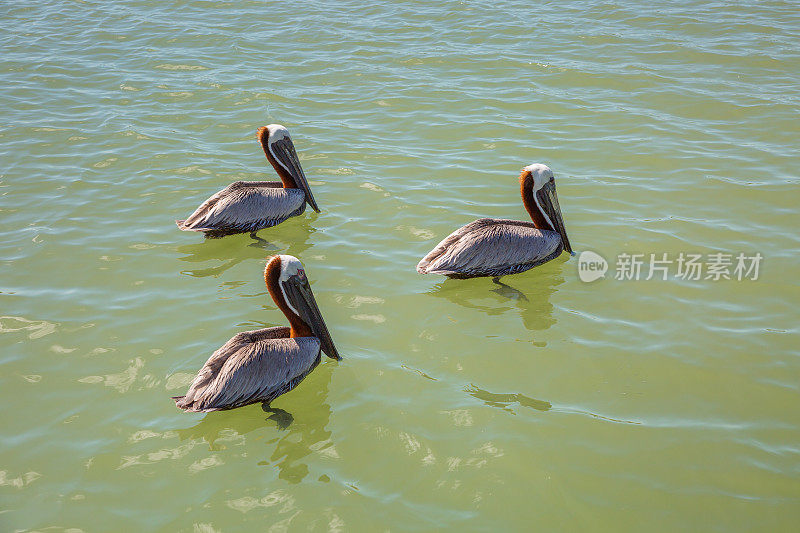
[417,218,563,278]
[177,181,305,234]
[173,326,322,412]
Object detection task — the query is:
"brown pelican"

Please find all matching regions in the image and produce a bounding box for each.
[176,124,320,238]
[416,164,572,278]
[173,255,340,413]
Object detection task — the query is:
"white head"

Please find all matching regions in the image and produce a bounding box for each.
[523,163,554,191]
[278,254,305,282]
[257,124,319,212]
[266,124,291,142]
[263,254,340,360]
[519,163,573,254]
[278,255,306,315]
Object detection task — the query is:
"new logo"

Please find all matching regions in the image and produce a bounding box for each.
[578,250,607,282]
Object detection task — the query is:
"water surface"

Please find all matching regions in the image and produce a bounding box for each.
[1,0,799,530]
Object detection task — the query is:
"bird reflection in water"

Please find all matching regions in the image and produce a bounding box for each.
[174,364,334,484]
[465,384,551,414]
[426,264,564,333]
[175,220,315,278]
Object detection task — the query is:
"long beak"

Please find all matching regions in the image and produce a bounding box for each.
[536,180,573,254]
[270,137,320,213]
[282,275,340,360]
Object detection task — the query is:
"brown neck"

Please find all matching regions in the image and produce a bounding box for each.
[520,170,550,230]
[264,257,313,338]
[257,127,297,189]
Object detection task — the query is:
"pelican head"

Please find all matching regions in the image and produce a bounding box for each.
[521,164,572,254]
[265,255,340,360]
[257,124,320,213]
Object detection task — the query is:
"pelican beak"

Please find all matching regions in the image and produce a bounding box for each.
[282,272,340,360]
[536,179,573,254]
[269,136,320,213]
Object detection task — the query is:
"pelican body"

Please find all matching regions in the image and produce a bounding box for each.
[417,164,572,278]
[173,255,340,413]
[177,125,320,238]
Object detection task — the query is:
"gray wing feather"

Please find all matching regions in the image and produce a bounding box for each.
[417,218,562,278]
[177,181,305,234]
[174,326,322,412]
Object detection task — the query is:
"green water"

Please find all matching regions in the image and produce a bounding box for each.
[2,1,799,530]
